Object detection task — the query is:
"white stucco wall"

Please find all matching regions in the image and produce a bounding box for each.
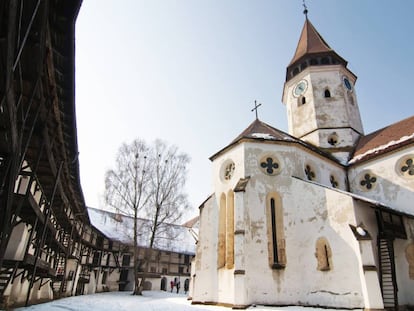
[4,222,29,260]
[282,66,363,145]
[3,270,53,307]
[394,218,414,306]
[241,176,369,308]
[193,140,385,309]
[348,146,414,215]
[192,196,219,304]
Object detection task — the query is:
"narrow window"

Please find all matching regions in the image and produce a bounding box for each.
[270,199,278,265]
[218,194,226,268]
[226,190,235,269]
[324,89,331,98]
[315,237,332,271]
[298,96,306,106]
[267,194,286,269]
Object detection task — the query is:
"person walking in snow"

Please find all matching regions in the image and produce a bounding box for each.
[184,278,189,294]
[176,280,180,294]
[170,280,174,292]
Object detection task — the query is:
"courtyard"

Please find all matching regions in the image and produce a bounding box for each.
[13,290,359,311]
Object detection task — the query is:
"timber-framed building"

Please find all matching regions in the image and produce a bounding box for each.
[0,1,196,308]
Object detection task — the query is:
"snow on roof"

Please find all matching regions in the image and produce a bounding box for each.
[210,119,340,165]
[350,116,414,164]
[292,176,414,218]
[251,133,276,139]
[88,208,196,255]
[350,132,414,164]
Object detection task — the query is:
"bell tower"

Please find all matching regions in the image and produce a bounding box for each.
[281,16,364,163]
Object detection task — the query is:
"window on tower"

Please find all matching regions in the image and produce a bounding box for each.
[292,67,299,77]
[300,62,307,70]
[324,89,331,98]
[298,96,306,106]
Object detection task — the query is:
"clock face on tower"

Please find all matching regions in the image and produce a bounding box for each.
[293,80,308,97]
[343,77,352,91]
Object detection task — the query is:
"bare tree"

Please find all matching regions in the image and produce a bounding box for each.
[104,139,190,295]
[138,139,190,293]
[104,139,150,295]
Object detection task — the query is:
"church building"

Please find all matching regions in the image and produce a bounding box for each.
[191,15,414,310]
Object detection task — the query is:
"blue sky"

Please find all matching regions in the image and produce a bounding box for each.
[75,1,414,218]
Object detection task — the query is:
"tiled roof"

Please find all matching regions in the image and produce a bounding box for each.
[231,118,299,143]
[350,115,414,164]
[210,119,339,163]
[209,119,297,160]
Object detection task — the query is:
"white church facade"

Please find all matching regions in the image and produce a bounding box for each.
[191,17,414,310]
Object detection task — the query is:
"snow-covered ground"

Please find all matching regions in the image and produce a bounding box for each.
[13,290,360,311]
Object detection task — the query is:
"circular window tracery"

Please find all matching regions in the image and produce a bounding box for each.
[397,155,414,178]
[327,133,339,146]
[221,160,235,181]
[357,171,377,191]
[259,155,281,176]
[330,175,339,188]
[305,164,316,181]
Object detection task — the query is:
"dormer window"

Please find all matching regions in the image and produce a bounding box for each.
[324,89,331,98]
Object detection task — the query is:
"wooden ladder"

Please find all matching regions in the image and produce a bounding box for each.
[378,238,398,310]
[0,263,17,303]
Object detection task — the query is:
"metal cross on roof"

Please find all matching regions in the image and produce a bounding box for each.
[251,100,262,120]
[302,0,309,18]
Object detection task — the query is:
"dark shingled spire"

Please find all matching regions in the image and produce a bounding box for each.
[286,19,348,82]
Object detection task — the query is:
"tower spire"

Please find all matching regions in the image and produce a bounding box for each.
[302,0,308,19]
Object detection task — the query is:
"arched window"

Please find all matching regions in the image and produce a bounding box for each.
[226,190,235,269]
[300,62,308,70]
[266,193,286,269]
[218,193,226,268]
[315,237,332,271]
[292,67,299,76]
[324,89,331,98]
[298,96,306,106]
